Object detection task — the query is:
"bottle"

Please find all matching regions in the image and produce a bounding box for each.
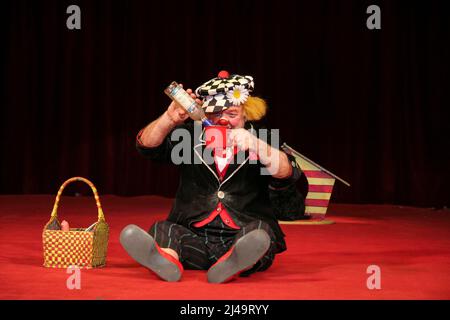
[164,81,212,126]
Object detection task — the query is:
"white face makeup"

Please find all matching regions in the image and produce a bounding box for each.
[206,106,246,129]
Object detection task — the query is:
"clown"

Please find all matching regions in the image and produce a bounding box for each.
[121,71,301,283]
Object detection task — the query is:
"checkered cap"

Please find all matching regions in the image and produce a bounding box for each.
[201,94,232,113]
[195,73,254,113]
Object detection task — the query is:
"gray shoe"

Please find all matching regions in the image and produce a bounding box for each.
[120,224,182,282]
[207,229,271,283]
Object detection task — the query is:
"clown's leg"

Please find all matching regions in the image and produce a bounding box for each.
[207,229,271,283]
[120,224,183,282]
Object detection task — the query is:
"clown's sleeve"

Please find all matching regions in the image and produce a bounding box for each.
[136,122,189,164]
[261,128,302,190]
[268,153,301,190]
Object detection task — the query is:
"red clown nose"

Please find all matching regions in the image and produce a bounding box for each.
[218,118,229,126]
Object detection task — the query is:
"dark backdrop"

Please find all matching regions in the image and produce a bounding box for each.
[1,0,449,207]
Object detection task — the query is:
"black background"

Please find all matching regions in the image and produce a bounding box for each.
[1,0,449,207]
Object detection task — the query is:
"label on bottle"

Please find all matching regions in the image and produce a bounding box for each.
[185,102,197,114]
[172,87,197,114]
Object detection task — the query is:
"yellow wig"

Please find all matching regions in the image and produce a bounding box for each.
[242,96,267,121]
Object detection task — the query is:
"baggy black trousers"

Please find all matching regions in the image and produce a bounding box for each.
[148,216,277,276]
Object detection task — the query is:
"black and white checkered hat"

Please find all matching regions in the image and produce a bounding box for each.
[195,71,255,113]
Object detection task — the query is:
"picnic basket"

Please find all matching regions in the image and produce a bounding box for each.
[42,177,109,268]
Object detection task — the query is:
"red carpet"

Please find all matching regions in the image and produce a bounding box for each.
[1,195,449,300]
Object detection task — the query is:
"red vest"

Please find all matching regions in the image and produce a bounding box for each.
[193,147,240,230]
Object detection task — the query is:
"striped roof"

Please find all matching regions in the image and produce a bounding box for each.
[281,143,350,217]
[281,143,351,187]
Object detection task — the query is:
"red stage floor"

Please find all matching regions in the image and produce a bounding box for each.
[0,195,449,300]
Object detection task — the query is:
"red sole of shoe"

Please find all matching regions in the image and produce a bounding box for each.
[207,229,271,283]
[120,224,182,282]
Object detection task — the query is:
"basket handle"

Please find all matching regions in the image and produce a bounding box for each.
[50,177,106,222]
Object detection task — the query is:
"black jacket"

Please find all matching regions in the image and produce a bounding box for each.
[137,121,301,253]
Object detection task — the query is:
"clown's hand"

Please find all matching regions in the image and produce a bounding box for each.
[229,128,258,152]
